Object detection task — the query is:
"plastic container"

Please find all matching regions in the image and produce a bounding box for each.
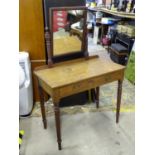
[101,18,115,25]
[19,52,33,116]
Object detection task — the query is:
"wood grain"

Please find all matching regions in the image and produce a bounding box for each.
[19,0,46,60]
[34,57,125,89]
[31,61,48,102]
[19,0,47,102]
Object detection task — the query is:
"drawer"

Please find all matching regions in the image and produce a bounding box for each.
[59,71,124,98]
[59,79,93,98]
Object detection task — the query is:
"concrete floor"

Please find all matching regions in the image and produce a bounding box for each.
[20,111,134,155]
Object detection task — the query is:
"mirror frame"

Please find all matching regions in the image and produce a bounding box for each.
[46,6,88,66]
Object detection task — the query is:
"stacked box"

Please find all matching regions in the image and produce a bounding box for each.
[126,25,135,37]
[116,25,135,37]
[116,25,122,33]
[121,25,127,33]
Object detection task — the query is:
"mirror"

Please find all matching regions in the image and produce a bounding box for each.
[50,8,86,56]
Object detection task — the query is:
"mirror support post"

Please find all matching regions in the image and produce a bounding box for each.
[83,9,89,58]
[45,27,53,67]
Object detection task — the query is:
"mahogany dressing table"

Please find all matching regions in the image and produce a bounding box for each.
[34,56,125,150]
[34,0,125,150]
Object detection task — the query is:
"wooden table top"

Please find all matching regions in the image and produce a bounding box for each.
[34,57,125,89]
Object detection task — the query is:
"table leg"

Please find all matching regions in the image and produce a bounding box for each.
[38,82,47,129]
[96,87,100,108]
[91,89,95,102]
[54,103,62,150]
[116,80,123,123]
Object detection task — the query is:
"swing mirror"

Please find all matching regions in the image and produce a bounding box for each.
[49,7,87,56]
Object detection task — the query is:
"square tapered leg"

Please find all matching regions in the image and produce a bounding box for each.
[38,80,47,129]
[54,103,62,150]
[116,80,123,123]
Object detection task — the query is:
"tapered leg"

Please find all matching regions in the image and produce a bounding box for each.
[54,103,62,150]
[91,89,95,102]
[38,82,47,129]
[116,80,123,123]
[96,87,100,108]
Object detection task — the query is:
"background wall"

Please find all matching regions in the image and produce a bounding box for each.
[19,0,47,102]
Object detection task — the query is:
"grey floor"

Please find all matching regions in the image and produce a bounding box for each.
[20,111,134,155]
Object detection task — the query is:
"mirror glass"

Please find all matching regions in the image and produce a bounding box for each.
[51,9,84,56]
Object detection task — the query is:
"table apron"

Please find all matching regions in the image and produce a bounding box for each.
[57,70,124,99]
[39,79,53,96]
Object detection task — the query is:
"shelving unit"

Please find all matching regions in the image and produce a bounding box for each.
[88,7,135,19]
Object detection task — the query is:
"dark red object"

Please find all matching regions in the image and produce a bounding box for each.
[102,37,111,46]
[53,11,68,32]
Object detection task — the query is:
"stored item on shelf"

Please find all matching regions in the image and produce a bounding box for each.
[96,11,103,19]
[101,18,115,25]
[111,6,117,11]
[90,2,96,8]
[116,24,122,33]
[126,25,135,37]
[126,1,132,13]
[116,24,135,37]
[120,0,128,11]
[131,4,135,13]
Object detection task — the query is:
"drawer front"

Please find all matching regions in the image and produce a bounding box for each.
[59,70,124,98]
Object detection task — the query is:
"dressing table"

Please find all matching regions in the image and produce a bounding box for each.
[34,0,125,150]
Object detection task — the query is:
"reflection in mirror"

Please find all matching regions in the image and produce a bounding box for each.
[51,10,84,56]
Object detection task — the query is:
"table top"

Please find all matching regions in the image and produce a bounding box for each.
[34,57,125,89]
